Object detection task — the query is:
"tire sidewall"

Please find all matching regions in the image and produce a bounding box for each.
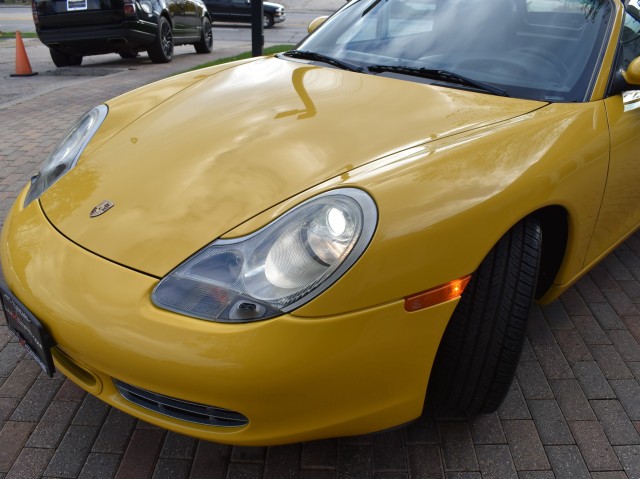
[49,49,82,67]
[194,17,213,53]
[429,217,543,414]
[148,16,173,63]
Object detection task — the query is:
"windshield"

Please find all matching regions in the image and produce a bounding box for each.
[296,0,614,102]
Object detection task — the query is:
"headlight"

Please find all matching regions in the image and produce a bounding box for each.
[152,188,377,323]
[24,105,108,207]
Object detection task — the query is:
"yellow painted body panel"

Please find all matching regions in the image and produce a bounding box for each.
[225,101,611,315]
[3,0,640,445]
[72,63,251,162]
[34,58,619,315]
[585,94,640,265]
[1,189,455,445]
[40,58,542,278]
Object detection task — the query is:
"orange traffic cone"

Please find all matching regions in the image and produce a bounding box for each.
[10,31,38,77]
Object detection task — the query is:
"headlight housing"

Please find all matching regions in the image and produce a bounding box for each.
[152,188,377,323]
[24,105,108,207]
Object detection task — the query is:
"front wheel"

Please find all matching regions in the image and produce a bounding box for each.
[429,217,542,414]
[147,16,173,63]
[263,13,274,28]
[194,17,213,54]
[49,49,82,67]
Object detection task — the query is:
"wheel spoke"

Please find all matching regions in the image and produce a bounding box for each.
[162,25,173,56]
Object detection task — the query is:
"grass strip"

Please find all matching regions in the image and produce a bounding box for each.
[186,44,293,71]
[0,31,38,40]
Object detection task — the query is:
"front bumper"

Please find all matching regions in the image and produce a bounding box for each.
[0,188,456,445]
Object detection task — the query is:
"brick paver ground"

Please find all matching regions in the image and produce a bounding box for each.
[2,15,640,479]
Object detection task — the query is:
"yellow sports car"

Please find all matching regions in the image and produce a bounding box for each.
[1,0,640,445]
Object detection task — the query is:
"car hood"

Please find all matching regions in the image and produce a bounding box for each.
[41,56,543,277]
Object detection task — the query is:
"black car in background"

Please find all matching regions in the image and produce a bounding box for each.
[203,0,285,28]
[32,0,214,66]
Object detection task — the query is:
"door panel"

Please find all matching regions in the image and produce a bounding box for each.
[585,7,640,265]
[586,93,640,264]
[228,0,250,22]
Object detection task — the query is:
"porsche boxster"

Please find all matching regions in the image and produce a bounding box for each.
[2,0,640,445]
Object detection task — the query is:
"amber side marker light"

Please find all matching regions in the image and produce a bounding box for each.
[404,275,472,312]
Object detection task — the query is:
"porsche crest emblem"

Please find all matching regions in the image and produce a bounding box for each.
[90,200,115,218]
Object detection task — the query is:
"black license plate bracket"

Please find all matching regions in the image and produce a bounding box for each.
[0,286,55,377]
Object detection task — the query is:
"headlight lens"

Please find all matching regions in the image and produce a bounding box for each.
[24,105,108,207]
[152,188,377,323]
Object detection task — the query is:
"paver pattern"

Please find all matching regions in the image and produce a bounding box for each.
[2,12,640,479]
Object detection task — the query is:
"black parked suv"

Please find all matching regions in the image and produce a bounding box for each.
[203,0,285,28]
[32,0,213,66]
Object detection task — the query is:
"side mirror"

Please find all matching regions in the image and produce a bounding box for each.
[610,56,640,94]
[308,16,328,34]
[623,57,640,86]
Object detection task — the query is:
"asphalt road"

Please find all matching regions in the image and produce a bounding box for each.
[0,6,33,33]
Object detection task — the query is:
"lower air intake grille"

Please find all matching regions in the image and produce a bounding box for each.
[114,379,248,428]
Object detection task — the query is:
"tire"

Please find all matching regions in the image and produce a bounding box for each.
[119,51,139,59]
[147,16,173,63]
[49,49,82,67]
[194,17,213,54]
[429,217,542,414]
[263,13,274,29]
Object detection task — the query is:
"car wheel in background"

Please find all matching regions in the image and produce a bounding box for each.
[263,13,274,28]
[194,17,213,54]
[429,217,542,414]
[119,51,139,59]
[49,49,83,67]
[148,16,173,63]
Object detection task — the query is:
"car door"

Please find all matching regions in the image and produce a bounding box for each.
[229,0,251,22]
[587,2,640,265]
[207,0,232,20]
[167,0,189,36]
[181,0,200,32]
